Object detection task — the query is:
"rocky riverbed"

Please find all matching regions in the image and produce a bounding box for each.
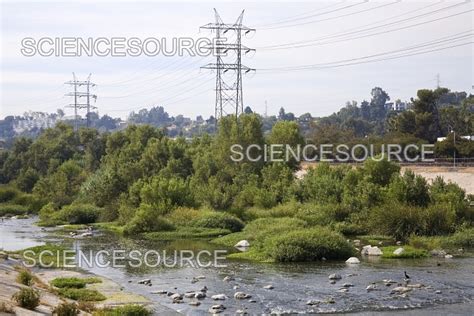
[1,217,473,315]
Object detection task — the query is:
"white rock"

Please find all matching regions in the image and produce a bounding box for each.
[170,293,183,300]
[361,245,372,255]
[306,299,321,306]
[391,286,412,294]
[194,291,206,299]
[234,292,252,299]
[345,257,360,264]
[263,284,274,290]
[445,254,453,259]
[189,301,201,306]
[234,240,250,248]
[328,273,342,280]
[366,284,377,291]
[367,246,383,256]
[212,294,227,300]
[393,247,405,256]
[209,304,226,313]
[337,288,349,293]
[223,276,235,282]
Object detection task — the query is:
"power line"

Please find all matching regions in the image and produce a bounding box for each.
[259,33,473,72]
[260,1,472,50]
[261,0,400,30]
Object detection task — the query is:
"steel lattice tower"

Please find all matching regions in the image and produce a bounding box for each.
[200,9,255,121]
[65,73,97,130]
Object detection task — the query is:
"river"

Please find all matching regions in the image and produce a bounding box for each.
[1,217,473,315]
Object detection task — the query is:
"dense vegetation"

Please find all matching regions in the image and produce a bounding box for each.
[0,87,473,262]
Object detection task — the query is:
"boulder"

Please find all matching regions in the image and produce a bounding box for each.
[345,257,360,264]
[223,275,235,282]
[366,284,377,291]
[138,279,151,285]
[445,254,453,259]
[189,301,201,306]
[234,240,250,248]
[306,299,321,306]
[430,249,447,257]
[234,292,252,299]
[328,273,342,280]
[209,304,226,313]
[361,245,372,255]
[195,291,206,299]
[263,285,274,290]
[212,294,226,300]
[393,247,405,256]
[367,246,383,256]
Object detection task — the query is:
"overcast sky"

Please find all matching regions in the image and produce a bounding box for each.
[1,0,472,119]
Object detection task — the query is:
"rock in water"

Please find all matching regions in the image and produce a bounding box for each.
[445,254,453,259]
[212,294,226,300]
[195,291,206,299]
[328,273,342,280]
[209,304,226,313]
[223,276,235,282]
[345,257,360,264]
[234,240,250,248]
[189,301,201,306]
[393,247,405,256]
[138,279,151,285]
[367,246,383,256]
[366,284,377,291]
[263,285,274,290]
[306,299,321,306]
[391,286,412,294]
[361,245,372,255]
[234,292,251,299]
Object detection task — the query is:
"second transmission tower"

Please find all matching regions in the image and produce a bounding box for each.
[65,73,97,130]
[200,9,255,121]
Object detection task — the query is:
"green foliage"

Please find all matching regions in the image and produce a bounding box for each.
[143,227,230,240]
[140,175,194,211]
[20,244,70,268]
[299,163,345,204]
[388,170,430,207]
[58,288,106,301]
[190,212,244,232]
[0,185,20,202]
[0,203,28,216]
[362,158,400,186]
[12,288,40,310]
[56,204,101,224]
[51,277,101,289]
[381,246,428,259]
[124,204,175,235]
[264,227,354,262]
[93,305,151,316]
[53,302,80,316]
[16,269,34,286]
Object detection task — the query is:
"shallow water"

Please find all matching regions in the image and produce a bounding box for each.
[2,218,473,315]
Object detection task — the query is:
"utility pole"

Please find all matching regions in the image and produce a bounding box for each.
[65,73,97,131]
[200,9,255,124]
[436,73,441,88]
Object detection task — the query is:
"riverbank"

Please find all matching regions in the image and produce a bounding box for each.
[0,253,179,315]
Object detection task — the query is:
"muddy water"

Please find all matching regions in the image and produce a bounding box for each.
[1,218,473,315]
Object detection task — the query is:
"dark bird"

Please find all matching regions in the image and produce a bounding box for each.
[404,271,410,279]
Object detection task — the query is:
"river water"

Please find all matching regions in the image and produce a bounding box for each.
[1,218,473,315]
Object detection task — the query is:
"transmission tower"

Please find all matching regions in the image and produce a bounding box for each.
[65,73,97,130]
[200,9,255,122]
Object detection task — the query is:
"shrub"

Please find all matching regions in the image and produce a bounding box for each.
[264,227,354,262]
[296,203,350,226]
[56,204,101,224]
[370,203,426,241]
[93,304,151,316]
[165,207,202,226]
[12,193,45,213]
[58,288,105,301]
[124,204,175,235]
[0,204,28,216]
[12,288,40,310]
[244,200,301,220]
[51,277,101,289]
[16,269,34,286]
[190,212,244,232]
[0,186,20,203]
[53,302,79,316]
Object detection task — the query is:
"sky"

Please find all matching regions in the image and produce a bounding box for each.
[0,0,472,119]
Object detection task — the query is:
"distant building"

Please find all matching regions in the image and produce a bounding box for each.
[437,135,474,142]
[385,100,408,112]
